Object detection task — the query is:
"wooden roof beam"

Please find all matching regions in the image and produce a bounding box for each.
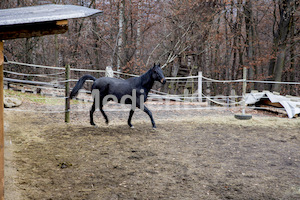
[0,20,68,40]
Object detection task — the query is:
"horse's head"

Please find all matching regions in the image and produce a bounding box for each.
[152,63,166,84]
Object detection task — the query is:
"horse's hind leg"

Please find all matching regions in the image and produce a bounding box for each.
[100,102,109,124]
[90,101,96,126]
[100,108,109,124]
[90,99,109,126]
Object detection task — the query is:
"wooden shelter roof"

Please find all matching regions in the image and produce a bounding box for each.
[0,4,102,40]
[0,4,102,26]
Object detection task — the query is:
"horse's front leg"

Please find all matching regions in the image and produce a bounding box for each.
[128,109,135,128]
[142,105,156,129]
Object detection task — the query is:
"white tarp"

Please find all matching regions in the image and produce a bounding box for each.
[245,91,300,118]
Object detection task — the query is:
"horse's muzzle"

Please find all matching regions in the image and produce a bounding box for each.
[161,78,166,84]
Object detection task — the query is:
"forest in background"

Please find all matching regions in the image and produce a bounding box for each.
[1,0,299,96]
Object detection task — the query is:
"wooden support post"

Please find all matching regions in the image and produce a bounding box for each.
[0,40,4,200]
[198,71,202,102]
[65,64,70,123]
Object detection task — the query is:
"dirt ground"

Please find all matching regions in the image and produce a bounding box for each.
[3,101,300,200]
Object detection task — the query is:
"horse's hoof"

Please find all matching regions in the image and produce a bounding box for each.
[130,126,135,129]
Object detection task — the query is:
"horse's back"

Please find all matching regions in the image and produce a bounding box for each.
[93,77,133,97]
[94,77,123,87]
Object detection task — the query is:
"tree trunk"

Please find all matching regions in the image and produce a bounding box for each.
[117,0,125,74]
[271,0,294,92]
[272,45,287,92]
[244,0,256,89]
[224,4,230,82]
[289,1,296,95]
[136,0,142,74]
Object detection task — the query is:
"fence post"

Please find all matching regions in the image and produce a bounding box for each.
[65,64,70,123]
[198,71,202,102]
[105,66,114,77]
[242,67,247,115]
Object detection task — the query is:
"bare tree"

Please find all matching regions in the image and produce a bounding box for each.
[270,0,297,91]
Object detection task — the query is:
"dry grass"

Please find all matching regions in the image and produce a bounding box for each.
[169,115,300,128]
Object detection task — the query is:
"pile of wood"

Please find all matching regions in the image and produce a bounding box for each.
[246,91,300,118]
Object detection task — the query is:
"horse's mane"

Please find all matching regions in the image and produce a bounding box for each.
[139,68,154,90]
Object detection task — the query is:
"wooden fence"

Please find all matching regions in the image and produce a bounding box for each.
[3,61,300,122]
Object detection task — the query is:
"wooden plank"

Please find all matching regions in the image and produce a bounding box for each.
[260,99,283,108]
[0,40,4,200]
[0,20,68,40]
[56,20,68,26]
[259,105,287,115]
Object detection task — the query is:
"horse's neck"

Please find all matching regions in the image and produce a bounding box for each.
[140,70,154,91]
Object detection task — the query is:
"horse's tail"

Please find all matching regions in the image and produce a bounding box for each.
[70,75,96,98]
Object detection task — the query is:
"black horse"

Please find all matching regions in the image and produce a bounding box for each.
[70,64,166,128]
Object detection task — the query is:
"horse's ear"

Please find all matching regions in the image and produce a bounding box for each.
[152,63,156,70]
[158,63,161,67]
